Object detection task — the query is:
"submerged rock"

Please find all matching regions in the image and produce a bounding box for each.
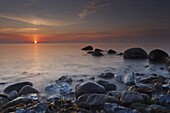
[108,49,116,54]
[124,48,148,59]
[77,94,122,110]
[81,46,93,51]
[149,49,169,63]
[98,72,114,79]
[75,81,105,98]
[4,82,33,94]
[97,80,116,91]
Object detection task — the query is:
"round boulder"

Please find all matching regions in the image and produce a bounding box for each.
[124,48,148,59]
[149,49,169,62]
[75,81,105,98]
[94,48,104,52]
[81,46,93,51]
[108,49,116,54]
[19,85,39,95]
[97,80,116,91]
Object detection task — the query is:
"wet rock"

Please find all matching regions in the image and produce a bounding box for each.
[0,96,9,107]
[108,49,116,54]
[131,102,148,113]
[124,72,136,86]
[97,80,116,91]
[91,51,104,57]
[77,94,122,110]
[146,104,168,113]
[19,85,38,96]
[47,94,62,103]
[124,48,148,59]
[162,83,170,92]
[107,91,121,100]
[4,82,33,94]
[154,94,170,107]
[138,75,165,84]
[28,103,51,113]
[121,91,144,105]
[81,46,93,51]
[8,90,19,100]
[75,81,105,98]
[98,72,114,79]
[149,49,169,63]
[16,109,26,113]
[104,103,140,113]
[94,48,104,52]
[57,76,72,84]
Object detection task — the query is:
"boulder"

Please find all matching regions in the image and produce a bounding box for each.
[8,90,19,100]
[97,80,116,91]
[0,96,9,107]
[149,49,169,62]
[81,46,93,51]
[4,82,33,94]
[138,75,166,84]
[91,51,104,57]
[57,76,72,84]
[19,85,39,95]
[108,49,116,54]
[124,48,148,59]
[94,48,104,52]
[123,72,136,86]
[77,94,122,110]
[121,91,144,105]
[107,91,122,100]
[75,81,105,98]
[146,105,168,113]
[98,72,114,79]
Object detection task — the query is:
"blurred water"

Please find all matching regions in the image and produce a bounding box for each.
[0,43,169,94]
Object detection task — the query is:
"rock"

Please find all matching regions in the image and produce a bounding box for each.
[89,77,95,80]
[57,76,72,84]
[107,91,122,100]
[108,49,116,54]
[16,109,26,113]
[149,49,169,62]
[97,80,116,91]
[124,72,136,86]
[146,104,168,113]
[28,103,51,113]
[81,46,93,51]
[94,48,104,52]
[162,83,170,92]
[154,94,170,107]
[87,51,94,54]
[124,48,148,59]
[47,94,62,103]
[19,85,39,95]
[91,51,104,57]
[8,90,19,100]
[104,103,140,113]
[77,94,122,110]
[153,83,163,95]
[121,91,144,105]
[75,81,105,98]
[0,96,9,107]
[117,53,124,56]
[138,75,165,84]
[131,102,148,113]
[4,82,33,94]
[98,72,114,79]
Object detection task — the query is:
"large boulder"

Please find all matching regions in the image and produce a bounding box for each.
[77,94,122,110]
[149,49,169,62]
[81,46,93,51]
[75,82,105,98]
[124,48,148,59]
[3,82,33,94]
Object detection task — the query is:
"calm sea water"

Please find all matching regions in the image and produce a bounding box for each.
[0,43,170,94]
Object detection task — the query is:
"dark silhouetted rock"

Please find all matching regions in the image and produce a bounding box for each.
[77,94,122,110]
[81,46,93,51]
[75,81,105,98]
[117,52,124,56]
[4,82,33,94]
[87,51,94,54]
[98,72,114,79]
[97,80,116,91]
[108,49,116,54]
[149,49,169,63]
[19,85,39,95]
[94,48,104,52]
[91,51,104,57]
[124,48,148,59]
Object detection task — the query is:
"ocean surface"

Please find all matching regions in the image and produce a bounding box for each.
[0,43,170,95]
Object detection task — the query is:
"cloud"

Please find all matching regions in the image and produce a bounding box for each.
[0,14,77,27]
[79,0,109,19]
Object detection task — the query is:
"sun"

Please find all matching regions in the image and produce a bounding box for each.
[34,40,37,44]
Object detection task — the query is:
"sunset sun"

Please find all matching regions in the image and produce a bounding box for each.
[34,40,37,44]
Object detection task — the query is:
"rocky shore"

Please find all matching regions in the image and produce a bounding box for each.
[0,46,170,113]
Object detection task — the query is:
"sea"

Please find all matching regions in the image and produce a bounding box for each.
[0,43,170,95]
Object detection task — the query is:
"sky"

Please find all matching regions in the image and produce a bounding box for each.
[0,0,170,43]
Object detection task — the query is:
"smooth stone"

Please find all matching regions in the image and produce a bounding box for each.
[97,80,116,91]
[47,94,62,102]
[129,84,153,95]
[98,72,114,79]
[77,94,122,110]
[108,49,116,54]
[138,75,165,84]
[57,76,72,84]
[121,91,144,105]
[149,49,169,62]
[94,48,104,52]
[146,104,168,113]
[91,51,104,57]
[0,96,9,107]
[19,85,39,95]
[104,103,140,113]
[154,94,170,107]
[124,48,148,59]
[124,72,136,86]
[75,81,105,98]
[28,103,51,113]
[81,46,93,51]
[4,82,33,94]
[8,90,19,100]
[107,91,122,100]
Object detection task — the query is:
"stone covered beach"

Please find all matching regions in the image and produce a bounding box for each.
[0,46,170,113]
